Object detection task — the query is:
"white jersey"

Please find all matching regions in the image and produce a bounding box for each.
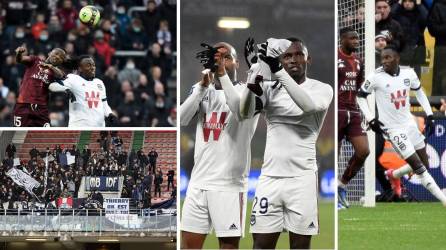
[258,78,333,177]
[360,66,420,129]
[181,83,259,192]
[62,74,109,127]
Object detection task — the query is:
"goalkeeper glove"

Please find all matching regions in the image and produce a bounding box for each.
[258,42,282,73]
[368,118,385,134]
[65,89,76,102]
[425,115,435,136]
[244,37,258,68]
[195,43,221,72]
[105,114,118,127]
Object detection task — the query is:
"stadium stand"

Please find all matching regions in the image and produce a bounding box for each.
[0,130,176,248]
[0,0,177,127]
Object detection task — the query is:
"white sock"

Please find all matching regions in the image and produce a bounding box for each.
[419,171,446,204]
[392,165,413,178]
[338,179,347,189]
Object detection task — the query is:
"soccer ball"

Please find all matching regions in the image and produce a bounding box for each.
[79,5,100,26]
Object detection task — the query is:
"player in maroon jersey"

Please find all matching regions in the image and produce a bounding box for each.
[337,27,370,208]
[14,46,67,127]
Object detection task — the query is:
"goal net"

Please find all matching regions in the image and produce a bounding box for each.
[338,0,376,206]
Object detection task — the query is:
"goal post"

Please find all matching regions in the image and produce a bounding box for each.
[337,0,376,207]
[363,0,376,207]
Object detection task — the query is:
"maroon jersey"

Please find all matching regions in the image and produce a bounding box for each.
[338,49,364,110]
[17,56,55,105]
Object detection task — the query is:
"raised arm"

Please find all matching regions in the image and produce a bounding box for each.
[15,46,32,65]
[214,49,242,120]
[275,69,333,113]
[180,72,210,126]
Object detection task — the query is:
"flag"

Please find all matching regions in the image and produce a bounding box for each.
[66,152,75,165]
[6,168,40,197]
[43,154,55,162]
[13,158,20,167]
[57,197,73,208]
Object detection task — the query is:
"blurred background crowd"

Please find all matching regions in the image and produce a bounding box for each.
[0,0,177,127]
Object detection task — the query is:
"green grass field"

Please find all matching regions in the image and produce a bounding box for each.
[339,203,446,250]
[181,200,334,249]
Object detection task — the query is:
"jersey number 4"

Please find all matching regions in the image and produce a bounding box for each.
[390,89,407,110]
[85,91,100,109]
[202,112,227,142]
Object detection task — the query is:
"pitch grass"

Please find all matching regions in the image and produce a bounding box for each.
[339,203,446,250]
[180,200,334,249]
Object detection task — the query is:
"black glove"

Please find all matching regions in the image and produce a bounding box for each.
[247,75,264,96]
[195,43,221,72]
[425,115,435,136]
[258,42,282,73]
[368,118,385,134]
[244,37,258,68]
[65,89,76,102]
[105,114,117,127]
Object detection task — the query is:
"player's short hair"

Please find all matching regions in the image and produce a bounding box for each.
[382,45,400,55]
[375,0,390,5]
[287,37,305,45]
[286,37,309,57]
[339,27,357,37]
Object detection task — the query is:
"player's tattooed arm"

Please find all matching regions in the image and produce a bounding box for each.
[15,46,32,65]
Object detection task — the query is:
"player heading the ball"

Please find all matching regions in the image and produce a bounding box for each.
[49,55,117,127]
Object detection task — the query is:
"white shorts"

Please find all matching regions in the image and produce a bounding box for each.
[386,126,425,159]
[249,172,319,235]
[181,187,247,237]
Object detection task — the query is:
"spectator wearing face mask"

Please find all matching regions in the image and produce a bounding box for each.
[93,30,116,67]
[118,59,142,86]
[123,18,149,51]
[116,4,131,37]
[147,82,173,126]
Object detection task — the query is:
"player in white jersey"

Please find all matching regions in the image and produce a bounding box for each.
[180,42,259,249]
[357,46,446,206]
[240,38,333,249]
[49,56,116,127]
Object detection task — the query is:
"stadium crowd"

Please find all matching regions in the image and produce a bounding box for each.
[0,0,177,126]
[341,0,446,95]
[0,132,175,209]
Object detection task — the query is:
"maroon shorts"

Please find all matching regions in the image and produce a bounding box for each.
[13,103,50,127]
[338,109,366,141]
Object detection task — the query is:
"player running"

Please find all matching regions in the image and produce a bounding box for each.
[240,38,333,249]
[48,55,116,127]
[180,42,259,249]
[337,27,370,209]
[357,46,446,207]
[14,46,66,127]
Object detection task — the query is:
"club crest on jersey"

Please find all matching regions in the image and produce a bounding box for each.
[85,91,100,108]
[390,89,407,109]
[363,80,371,90]
[250,215,256,225]
[202,112,227,142]
[403,79,410,86]
[97,83,103,90]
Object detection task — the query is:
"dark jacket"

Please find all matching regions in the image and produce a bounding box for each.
[392,2,428,47]
[427,0,446,46]
[377,15,405,51]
